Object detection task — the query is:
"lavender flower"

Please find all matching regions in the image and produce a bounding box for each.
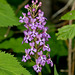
[36,34,45,45]
[29,42,37,55]
[22,49,31,62]
[38,51,46,66]
[46,55,53,67]
[43,44,50,52]
[33,59,42,73]
[20,0,53,73]
[22,30,33,43]
[19,13,26,23]
[47,58,53,67]
[24,4,29,9]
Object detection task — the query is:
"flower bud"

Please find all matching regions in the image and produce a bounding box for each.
[38,2,42,7]
[32,0,34,3]
[27,12,31,15]
[36,0,38,3]
[24,4,29,9]
[32,8,36,12]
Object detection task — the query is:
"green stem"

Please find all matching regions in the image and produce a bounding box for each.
[38,72,42,75]
[35,38,42,75]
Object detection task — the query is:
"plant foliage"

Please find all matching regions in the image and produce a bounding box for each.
[54,65,59,75]
[61,10,75,20]
[0,0,20,27]
[56,24,75,40]
[0,37,30,53]
[0,52,31,75]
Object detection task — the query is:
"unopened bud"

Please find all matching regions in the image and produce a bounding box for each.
[39,2,42,7]
[24,4,29,9]
[32,0,34,3]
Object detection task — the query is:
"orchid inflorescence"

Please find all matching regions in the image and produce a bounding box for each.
[19,0,53,73]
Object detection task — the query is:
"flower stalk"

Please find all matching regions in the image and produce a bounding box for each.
[38,72,42,75]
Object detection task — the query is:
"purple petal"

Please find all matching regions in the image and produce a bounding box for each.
[36,41,39,44]
[30,51,34,55]
[19,20,23,23]
[38,51,43,56]
[40,42,44,45]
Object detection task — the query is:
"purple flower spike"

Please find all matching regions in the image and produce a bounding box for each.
[20,0,53,73]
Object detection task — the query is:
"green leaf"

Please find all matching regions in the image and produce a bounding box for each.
[47,33,68,57]
[61,10,75,20]
[0,0,7,4]
[45,63,51,73]
[0,52,31,75]
[0,37,30,53]
[0,27,14,42]
[56,24,75,40]
[0,0,20,27]
[54,65,59,75]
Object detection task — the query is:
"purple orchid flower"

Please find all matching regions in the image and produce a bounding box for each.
[43,44,50,52]
[31,30,38,37]
[33,59,42,73]
[46,55,53,67]
[36,34,45,45]
[29,42,37,55]
[19,13,26,23]
[22,49,31,62]
[22,31,33,43]
[38,51,46,66]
